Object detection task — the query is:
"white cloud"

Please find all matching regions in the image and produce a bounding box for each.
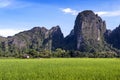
[61,8,78,15]
[0,0,13,8]
[0,29,23,37]
[95,11,108,16]
[61,8,120,17]
[95,11,120,17]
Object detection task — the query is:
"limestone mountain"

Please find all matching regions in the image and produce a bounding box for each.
[0,10,120,56]
[105,25,120,49]
[63,29,76,50]
[43,26,64,50]
[0,36,6,42]
[64,10,107,52]
[0,26,64,54]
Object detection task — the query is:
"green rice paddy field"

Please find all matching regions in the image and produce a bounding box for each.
[0,58,120,80]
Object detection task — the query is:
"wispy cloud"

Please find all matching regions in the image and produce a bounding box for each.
[61,8,120,17]
[0,0,13,8]
[95,11,120,17]
[0,29,23,37]
[0,0,31,9]
[61,8,78,15]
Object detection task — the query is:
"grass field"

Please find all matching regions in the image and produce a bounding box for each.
[0,58,120,80]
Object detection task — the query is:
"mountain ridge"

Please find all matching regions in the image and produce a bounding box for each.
[0,10,120,57]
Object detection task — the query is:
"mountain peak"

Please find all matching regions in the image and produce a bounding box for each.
[77,10,95,18]
[49,25,62,34]
[0,10,119,56]
[80,10,94,14]
[31,27,48,31]
[74,10,106,52]
[50,25,60,30]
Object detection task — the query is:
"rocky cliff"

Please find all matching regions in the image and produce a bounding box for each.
[0,10,119,55]
[105,25,120,49]
[0,26,64,54]
[63,29,76,50]
[66,10,107,52]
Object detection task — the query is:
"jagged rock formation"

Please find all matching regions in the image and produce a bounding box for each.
[0,26,64,54]
[105,25,120,49]
[0,10,120,56]
[43,26,64,50]
[63,29,76,50]
[65,10,107,52]
[0,36,6,42]
[104,29,112,42]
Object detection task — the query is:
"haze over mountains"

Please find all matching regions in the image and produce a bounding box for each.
[0,10,120,57]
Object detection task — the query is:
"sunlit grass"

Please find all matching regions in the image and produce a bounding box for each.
[0,58,120,80]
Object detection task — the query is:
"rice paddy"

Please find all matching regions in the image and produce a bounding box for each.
[0,58,120,80]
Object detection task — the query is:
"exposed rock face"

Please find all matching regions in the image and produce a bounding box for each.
[74,10,106,52]
[104,29,112,42]
[6,27,48,52]
[0,36,6,42]
[0,26,64,54]
[50,26,64,49]
[105,25,120,49]
[0,10,119,55]
[63,29,76,50]
[43,26,64,50]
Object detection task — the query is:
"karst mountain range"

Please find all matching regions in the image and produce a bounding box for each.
[0,10,120,55]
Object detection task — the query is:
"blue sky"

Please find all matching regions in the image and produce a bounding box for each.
[0,0,120,37]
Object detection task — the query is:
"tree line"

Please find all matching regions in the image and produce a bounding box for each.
[0,48,119,58]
